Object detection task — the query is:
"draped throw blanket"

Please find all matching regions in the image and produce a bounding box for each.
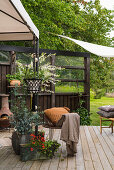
[60,113,80,156]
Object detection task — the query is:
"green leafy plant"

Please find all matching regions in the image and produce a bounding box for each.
[26,133,61,158]
[7,53,61,92]
[75,95,91,125]
[10,87,43,135]
[6,72,22,82]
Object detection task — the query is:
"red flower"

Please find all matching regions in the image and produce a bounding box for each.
[32,142,35,144]
[42,144,45,149]
[30,148,33,151]
[30,134,35,138]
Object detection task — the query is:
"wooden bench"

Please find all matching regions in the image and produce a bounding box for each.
[100,116,114,134]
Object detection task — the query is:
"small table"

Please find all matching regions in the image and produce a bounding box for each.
[100,116,114,134]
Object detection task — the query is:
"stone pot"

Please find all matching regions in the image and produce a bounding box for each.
[12,131,30,155]
[20,145,49,161]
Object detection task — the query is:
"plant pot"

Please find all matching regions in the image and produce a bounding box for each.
[10,80,21,86]
[20,145,49,161]
[24,78,42,93]
[12,131,30,155]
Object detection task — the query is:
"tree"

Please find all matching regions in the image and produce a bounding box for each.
[13,1,114,95]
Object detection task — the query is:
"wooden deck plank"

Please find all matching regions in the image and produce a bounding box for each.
[58,140,67,170]
[84,126,103,170]
[0,126,113,170]
[88,126,113,170]
[0,146,12,165]
[67,155,76,170]
[94,126,114,169]
[103,127,114,144]
[39,159,52,170]
[76,136,85,170]
[57,129,68,170]
[97,126,114,154]
[21,161,33,170]
[48,129,60,170]
[0,148,16,169]
[3,154,20,170]
[30,160,43,170]
[80,126,94,170]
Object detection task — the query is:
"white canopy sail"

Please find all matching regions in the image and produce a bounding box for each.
[59,35,114,57]
[0,0,39,41]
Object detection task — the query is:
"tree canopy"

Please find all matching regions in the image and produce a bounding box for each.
[1,0,114,96]
[21,0,113,49]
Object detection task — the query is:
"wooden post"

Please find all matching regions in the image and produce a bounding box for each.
[100,117,102,134]
[84,56,90,112]
[10,51,16,74]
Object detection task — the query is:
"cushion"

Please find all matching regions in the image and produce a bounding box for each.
[44,107,69,125]
[97,110,114,118]
[98,105,114,112]
[64,107,70,112]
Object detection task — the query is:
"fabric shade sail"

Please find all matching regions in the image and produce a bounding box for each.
[0,0,39,41]
[58,35,114,58]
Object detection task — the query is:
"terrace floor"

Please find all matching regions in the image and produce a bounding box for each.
[0,126,114,170]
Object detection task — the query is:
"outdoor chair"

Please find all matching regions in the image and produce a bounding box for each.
[43,107,70,139]
[97,105,114,134]
[100,117,114,134]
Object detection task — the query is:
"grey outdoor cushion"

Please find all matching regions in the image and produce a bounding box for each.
[97,110,114,118]
[98,105,114,112]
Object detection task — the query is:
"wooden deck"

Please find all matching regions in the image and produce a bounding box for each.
[0,126,114,170]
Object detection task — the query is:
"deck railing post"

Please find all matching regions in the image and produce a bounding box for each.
[84,55,90,112]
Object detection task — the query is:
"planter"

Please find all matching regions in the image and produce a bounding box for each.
[10,80,21,86]
[12,131,30,155]
[20,145,49,161]
[24,78,42,93]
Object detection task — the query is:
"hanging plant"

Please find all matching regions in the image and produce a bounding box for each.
[15,53,62,93]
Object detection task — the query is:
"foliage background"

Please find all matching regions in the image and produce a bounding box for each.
[20,0,114,96]
[0,0,113,96]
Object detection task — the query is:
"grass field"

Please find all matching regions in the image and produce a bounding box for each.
[55,85,84,93]
[90,97,114,126]
[56,85,114,126]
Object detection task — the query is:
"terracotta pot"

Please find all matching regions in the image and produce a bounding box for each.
[10,80,21,86]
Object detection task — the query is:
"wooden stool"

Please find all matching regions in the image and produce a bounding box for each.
[100,116,114,134]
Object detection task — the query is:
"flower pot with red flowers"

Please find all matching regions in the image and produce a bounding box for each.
[20,133,61,161]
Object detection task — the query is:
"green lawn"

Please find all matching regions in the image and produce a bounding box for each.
[55,85,83,93]
[90,97,114,126]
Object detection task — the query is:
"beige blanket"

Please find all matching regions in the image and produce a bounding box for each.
[60,113,80,156]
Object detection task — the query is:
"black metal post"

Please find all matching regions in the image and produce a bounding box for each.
[35,38,39,136]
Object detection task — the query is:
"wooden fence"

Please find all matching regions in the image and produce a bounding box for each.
[0,48,90,112]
